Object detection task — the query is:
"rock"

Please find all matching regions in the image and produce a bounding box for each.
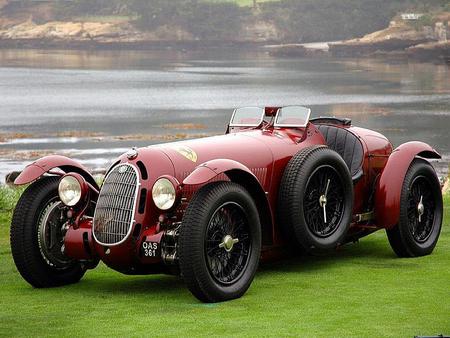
[5,171,20,186]
[435,22,447,42]
[329,19,436,57]
[407,41,450,62]
[242,21,281,42]
[0,20,141,42]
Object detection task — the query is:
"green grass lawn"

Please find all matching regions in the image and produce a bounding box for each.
[0,188,449,337]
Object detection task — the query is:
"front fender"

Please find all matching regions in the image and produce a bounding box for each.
[183,159,257,185]
[14,155,99,189]
[374,141,440,228]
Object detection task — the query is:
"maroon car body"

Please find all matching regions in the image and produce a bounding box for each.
[11,106,443,302]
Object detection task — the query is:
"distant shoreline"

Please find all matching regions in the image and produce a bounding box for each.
[0,39,270,51]
[1,38,448,64]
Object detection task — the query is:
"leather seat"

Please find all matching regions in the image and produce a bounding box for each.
[316,125,364,181]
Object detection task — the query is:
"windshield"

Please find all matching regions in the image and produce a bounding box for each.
[229,107,265,127]
[274,106,311,127]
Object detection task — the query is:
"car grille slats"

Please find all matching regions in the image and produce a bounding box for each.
[93,164,139,245]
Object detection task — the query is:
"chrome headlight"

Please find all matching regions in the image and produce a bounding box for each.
[58,175,82,206]
[152,177,176,210]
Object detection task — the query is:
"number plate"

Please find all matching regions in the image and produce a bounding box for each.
[141,241,160,258]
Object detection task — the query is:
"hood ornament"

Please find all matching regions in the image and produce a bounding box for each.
[126,147,138,160]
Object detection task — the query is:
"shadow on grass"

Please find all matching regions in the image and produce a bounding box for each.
[258,235,419,275]
[68,232,417,302]
[79,273,186,296]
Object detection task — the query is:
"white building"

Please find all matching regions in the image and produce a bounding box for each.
[401,13,424,20]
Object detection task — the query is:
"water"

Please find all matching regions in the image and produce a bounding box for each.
[0,48,449,181]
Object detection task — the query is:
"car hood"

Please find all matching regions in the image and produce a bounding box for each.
[151,131,274,184]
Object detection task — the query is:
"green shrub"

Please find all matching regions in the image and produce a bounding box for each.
[131,0,245,40]
[0,186,24,213]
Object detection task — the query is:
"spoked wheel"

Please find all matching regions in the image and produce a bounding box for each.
[205,202,251,285]
[304,165,345,238]
[407,176,436,243]
[38,200,73,268]
[179,182,261,303]
[10,177,86,288]
[387,159,443,257]
[278,146,353,252]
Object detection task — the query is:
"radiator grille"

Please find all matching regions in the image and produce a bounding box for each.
[93,164,139,245]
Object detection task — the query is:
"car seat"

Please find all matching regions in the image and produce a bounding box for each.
[316,124,364,182]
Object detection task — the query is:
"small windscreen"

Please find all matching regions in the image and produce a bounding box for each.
[229,107,265,127]
[275,106,311,127]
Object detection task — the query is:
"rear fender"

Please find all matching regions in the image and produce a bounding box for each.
[183,159,274,245]
[374,141,440,229]
[14,155,99,190]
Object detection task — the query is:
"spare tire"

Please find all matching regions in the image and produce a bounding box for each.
[278,145,354,252]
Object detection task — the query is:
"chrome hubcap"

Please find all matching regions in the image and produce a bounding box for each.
[219,235,239,252]
[319,195,327,207]
[417,195,424,222]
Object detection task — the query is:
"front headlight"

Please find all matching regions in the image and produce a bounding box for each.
[152,178,176,210]
[58,175,82,206]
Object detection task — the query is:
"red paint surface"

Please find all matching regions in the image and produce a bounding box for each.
[64,218,97,261]
[374,141,440,228]
[14,155,97,188]
[28,115,439,273]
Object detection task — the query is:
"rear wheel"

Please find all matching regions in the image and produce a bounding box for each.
[10,177,86,287]
[386,159,443,257]
[179,182,261,302]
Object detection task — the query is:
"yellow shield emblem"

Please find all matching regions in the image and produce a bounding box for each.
[172,145,198,163]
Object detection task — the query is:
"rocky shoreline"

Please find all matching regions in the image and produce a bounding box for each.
[0,38,266,51]
[0,12,449,62]
[267,13,450,62]
[0,18,279,50]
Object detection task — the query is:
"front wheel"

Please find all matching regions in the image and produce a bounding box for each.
[179,182,261,303]
[10,177,86,287]
[386,159,443,257]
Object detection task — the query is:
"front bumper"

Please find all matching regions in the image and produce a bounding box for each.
[64,217,170,274]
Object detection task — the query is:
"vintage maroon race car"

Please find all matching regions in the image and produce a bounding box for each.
[10,106,443,302]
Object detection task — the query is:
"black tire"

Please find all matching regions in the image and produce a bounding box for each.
[10,176,86,288]
[179,182,261,303]
[278,146,354,252]
[386,159,443,257]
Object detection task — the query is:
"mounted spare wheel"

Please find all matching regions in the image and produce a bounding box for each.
[278,145,353,252]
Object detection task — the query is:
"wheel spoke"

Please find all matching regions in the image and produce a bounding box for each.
[407,175,436,243]
[37,201,73,268]
[205,202,251,285]
[303,166,344,238]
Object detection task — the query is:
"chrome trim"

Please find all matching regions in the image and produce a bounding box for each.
[229,106,265,127]
[354,211,375,223]
[126,147,138,160]
[274,106,311,128]
[92,163,141,247]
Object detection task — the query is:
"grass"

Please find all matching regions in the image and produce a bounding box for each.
[0,187,449,337]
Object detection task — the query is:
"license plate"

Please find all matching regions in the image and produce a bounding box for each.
[141,241,160,258]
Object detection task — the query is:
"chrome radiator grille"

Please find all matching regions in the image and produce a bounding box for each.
[93,164,139,245]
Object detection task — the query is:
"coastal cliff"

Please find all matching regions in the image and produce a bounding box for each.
[329,12,450,61]
[0,0,448,61]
